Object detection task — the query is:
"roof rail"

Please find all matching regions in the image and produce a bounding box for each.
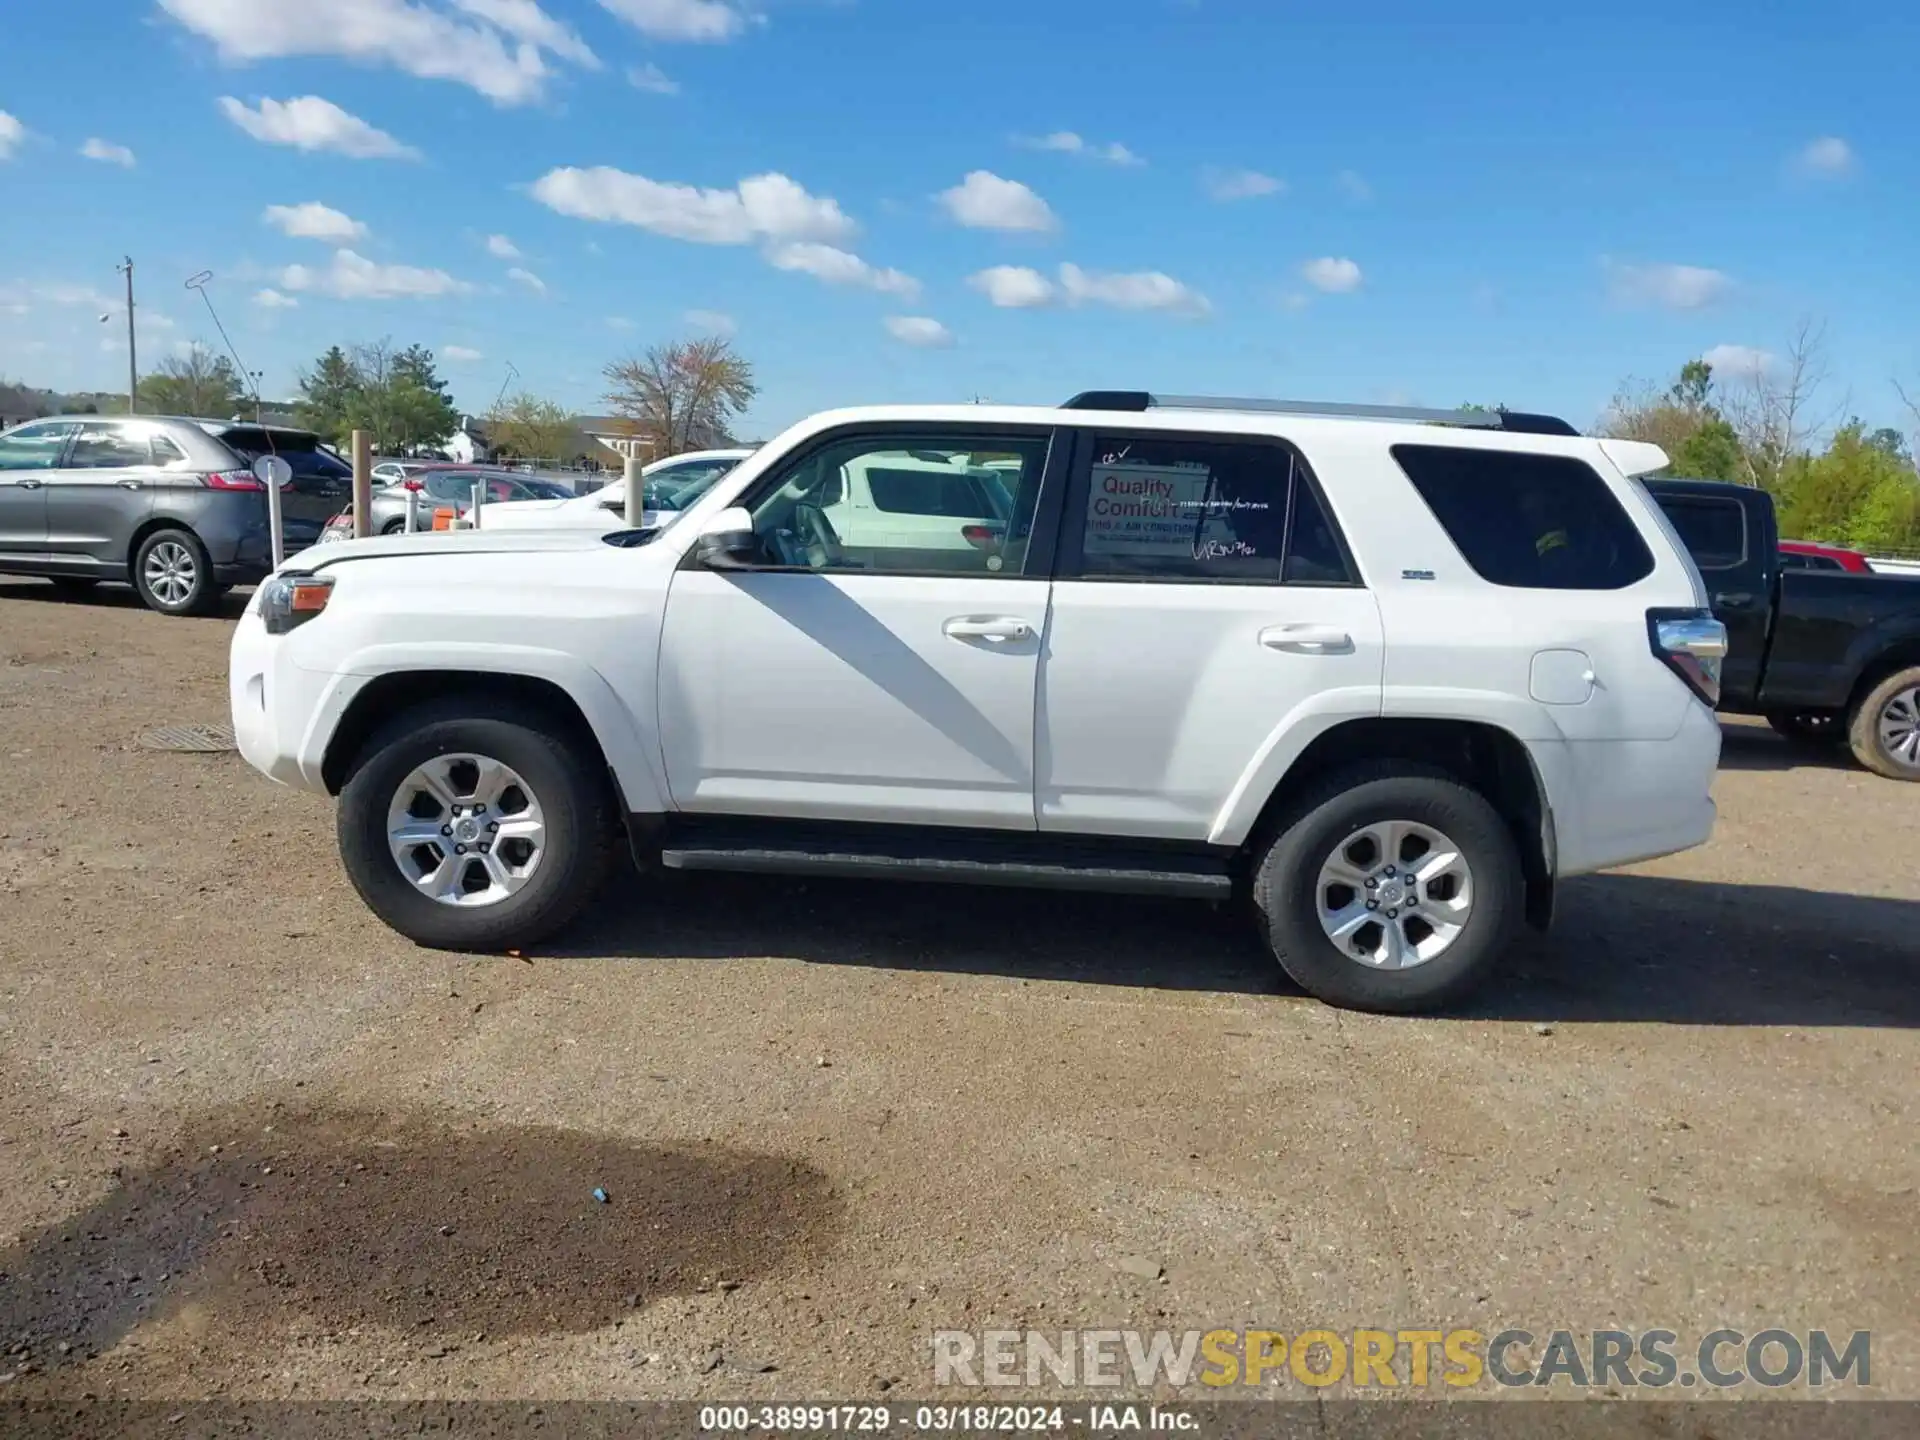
[1059,391,1579,437]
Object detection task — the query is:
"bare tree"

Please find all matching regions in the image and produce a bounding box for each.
[1723,318,1838,488]
[602,337,757,457]
[486,391,576,462]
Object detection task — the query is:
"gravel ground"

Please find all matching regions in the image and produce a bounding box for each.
[0,577,1914,1406]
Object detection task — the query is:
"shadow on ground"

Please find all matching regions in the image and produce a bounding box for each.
[0,1110,836,1382]
[0,578,251,619]
[1716,721,1861,774]
[554,869,1920,1028]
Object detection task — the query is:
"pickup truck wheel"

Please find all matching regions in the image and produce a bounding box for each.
[337,704,616,950]
[1849,666,1920,781]
[1252,765,1522,1013]
[1766,710,1843,745]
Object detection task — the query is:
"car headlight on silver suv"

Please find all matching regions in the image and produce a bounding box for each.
[259,572,335,634]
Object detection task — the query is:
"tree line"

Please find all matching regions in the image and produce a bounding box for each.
[1600,322,1920,554]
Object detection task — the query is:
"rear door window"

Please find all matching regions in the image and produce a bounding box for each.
[1392,445,1655,590]
[65,422,155,469]
[1656,496,1748,570]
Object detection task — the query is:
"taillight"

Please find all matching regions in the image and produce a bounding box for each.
[1648,608,1727,707]
[204,469,264,491]
[961,523,1003,550]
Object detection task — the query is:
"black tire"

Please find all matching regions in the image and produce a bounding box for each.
[131,527,218,616]
[337,699,618,951]
[1251,763,1524,1013]
[1766,710,1843,746]
[1847,665,1920,782]
[383,518,408,535]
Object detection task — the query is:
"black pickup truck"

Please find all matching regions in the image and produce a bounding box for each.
[1643,478,1920,779]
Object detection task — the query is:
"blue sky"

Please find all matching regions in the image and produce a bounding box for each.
[2,0,1915,440]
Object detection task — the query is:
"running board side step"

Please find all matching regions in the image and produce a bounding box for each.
[660,839,1232,898]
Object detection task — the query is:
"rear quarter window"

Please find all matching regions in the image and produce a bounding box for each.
[1392,444,1655,590]
[1655,496,1747,570]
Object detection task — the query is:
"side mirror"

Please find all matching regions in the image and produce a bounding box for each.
[252,454,293,490]
[695,506,757,568]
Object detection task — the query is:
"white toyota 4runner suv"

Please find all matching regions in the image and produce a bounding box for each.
[231,393,1727,1013]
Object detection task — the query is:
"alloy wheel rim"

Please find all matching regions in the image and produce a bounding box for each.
[386,752,546,908]
[144,542,196,607]
[1878,686,1920,770]
[1315,819,1475,970]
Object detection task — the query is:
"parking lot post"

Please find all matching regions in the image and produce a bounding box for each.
[471,478,485,531]
[624,454,644,529]
[351,431,372,540]
[405,487,419,533]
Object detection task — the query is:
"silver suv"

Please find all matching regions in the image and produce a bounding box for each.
[0,415,350,614]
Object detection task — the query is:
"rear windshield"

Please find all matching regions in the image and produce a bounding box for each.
[1392,444,1655,590]
[216,428,350,479]
[866,467,999,518]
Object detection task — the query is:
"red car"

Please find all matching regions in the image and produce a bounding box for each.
[1778,539,1874,574]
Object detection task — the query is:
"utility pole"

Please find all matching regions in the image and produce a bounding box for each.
[116,257,137,415]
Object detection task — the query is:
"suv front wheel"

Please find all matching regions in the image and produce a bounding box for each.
[1253,764,1523,1013]
[337,700,616,951]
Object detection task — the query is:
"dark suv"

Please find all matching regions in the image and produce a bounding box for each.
[0,415,351,615]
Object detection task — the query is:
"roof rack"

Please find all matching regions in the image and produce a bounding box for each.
[1059,391,1579,437]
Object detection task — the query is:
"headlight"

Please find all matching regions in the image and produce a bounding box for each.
[260,572,335,634]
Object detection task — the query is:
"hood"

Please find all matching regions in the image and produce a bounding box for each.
[477,497,572,516]
[298,527,617,570]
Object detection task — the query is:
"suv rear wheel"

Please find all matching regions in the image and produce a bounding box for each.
[1252,764,1523,1013]
[1849,666,1920,781]
[132,527,217,616]
[337,700,616,950]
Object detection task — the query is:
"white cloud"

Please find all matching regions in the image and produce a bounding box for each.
[1337,169,1373,202]
[628,62,681,94]
[530,166,854,245]
[80,138,136,167]
[1701,344,1775,380]
[1604,258,1733,311]
[1301,256,1363,294]
[0,111,27,160]
[764,242,918,298]
[160,0,583,105]
[449,0,596,65]
[253,288,300,309]
[280,249,472,299]
[220,95,419,159]
[1203,166,1282,201]
[485,233,521,259]
[1059,263,1210,317]
[939,171,1058,233]
[1792,136,1857,179]
[506,265,547,294]
[606,315,635,330]
[683,308,735,335]
[884,315,954,348]
[597,0,746,42]
[969,265,1056,309]
[442,344,485,361]
[264,201,369,242]
[1023,131,1142,166]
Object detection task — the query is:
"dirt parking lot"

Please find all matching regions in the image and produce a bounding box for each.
[1,576,1915,1407]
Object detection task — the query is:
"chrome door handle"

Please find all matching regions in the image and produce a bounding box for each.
[118,479,143,490]
[15,479,44,490]
[1259,623,1353,654]
[944,616,1032,642]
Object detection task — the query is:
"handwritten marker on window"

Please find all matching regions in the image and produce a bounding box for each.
[593,1187,609,1204]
